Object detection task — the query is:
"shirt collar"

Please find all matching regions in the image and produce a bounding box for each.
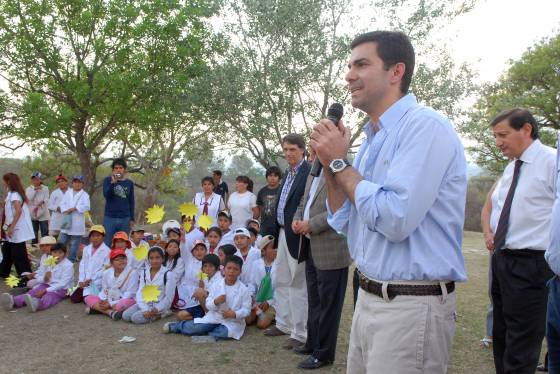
[519,139,542,164]
[363,94,418,140]
[288,159,305,175]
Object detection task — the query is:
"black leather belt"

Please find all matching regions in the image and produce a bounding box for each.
[357,270,455,300]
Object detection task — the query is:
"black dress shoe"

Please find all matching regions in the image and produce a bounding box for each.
[297,356,332,370]
[293,345,313,355]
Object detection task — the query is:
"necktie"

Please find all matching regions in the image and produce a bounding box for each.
[203,202,209,215]
[493,159,523,250]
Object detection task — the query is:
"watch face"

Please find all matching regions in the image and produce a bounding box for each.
[333,160,344,169]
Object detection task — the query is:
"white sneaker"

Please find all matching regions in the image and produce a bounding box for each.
[163,322,172,333]
[1,293,14,311]
[24,294,38,313]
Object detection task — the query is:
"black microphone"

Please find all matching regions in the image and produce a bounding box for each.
[310,103,344,177]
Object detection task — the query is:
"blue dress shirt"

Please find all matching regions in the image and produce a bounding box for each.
[327,94,467,282]
[546,138,560,275]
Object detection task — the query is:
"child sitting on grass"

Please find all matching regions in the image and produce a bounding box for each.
[164,255,251,340]
[2,243,73,313]
[84,249,138,320]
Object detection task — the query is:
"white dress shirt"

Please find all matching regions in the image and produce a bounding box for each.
[490,140,556,251]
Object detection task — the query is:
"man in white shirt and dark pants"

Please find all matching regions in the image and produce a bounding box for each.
[488,108,555,374]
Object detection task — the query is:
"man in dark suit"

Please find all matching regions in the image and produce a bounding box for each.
[263,134,310,350]
[291,152,351,370]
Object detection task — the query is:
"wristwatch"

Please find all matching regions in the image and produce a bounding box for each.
[329,158,351,175]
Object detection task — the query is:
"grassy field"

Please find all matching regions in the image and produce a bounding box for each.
[0,231,546,373]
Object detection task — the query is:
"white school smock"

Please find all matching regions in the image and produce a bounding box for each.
[4,191,35,243]
[41,258,74,292]
[34,253,50,282]
[26,185,50,221]
[246,258,277,307]
[59,189,90,236]
[195,278,251,340]
[177,250,203,309]
[192,192,225,228]
[78,242,111,297]
[99,267,139,306]
[135,265,176,313]
[47,188,67,231]
[180,229,205,260]
[126,240,149,271]
[235,247,261,286]
[165,256,185,284]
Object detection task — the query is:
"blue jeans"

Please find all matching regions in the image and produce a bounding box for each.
[58,233,81,263]
[103,216,131,246]
[547,276,560,374]
[169,320,230,340]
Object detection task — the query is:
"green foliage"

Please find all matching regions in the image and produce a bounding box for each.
[460,33,560,174]
[206,0,477,168]
[0,0,220,191]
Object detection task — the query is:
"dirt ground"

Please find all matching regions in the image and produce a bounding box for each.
[0,232,545,373]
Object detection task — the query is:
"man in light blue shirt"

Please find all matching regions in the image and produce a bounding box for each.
[546,140,560,372]
[310,31,467,374]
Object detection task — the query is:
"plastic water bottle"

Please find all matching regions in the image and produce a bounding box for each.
[191,336,217,343]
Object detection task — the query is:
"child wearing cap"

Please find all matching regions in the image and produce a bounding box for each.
[163,255,251,340]
[122,246,177,324]
[245,235,277,329]
[233,228,261,286]
[125,225,149,271]
[2,243,74,313]
[162,220,181,242]
[217,210,235,247]
[85,249,139,320]
[247,219,263,243]
[59,175,90,262]
[246,226,260,252]
[25,236,58,289]
[175,240,208,320]
[70,225,110,304]
[47,174,69,238]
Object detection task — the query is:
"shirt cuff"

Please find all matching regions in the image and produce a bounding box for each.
[354,179,382,231]
[326,198,351,235]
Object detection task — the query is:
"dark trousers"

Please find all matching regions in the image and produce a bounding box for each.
[0,241,32,281]
[548,277,560,374]
[492,248,552,374]
[31,220,49,244]
[352,267,359,309]
[305,253,348,363]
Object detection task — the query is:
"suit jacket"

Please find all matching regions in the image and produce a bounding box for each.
[274,161,311,260]
[293,173,351,270]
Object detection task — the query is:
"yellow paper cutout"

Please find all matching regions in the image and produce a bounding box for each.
[196,271,208,281]
[198,214,213,230]
[178,202,198,218]
[44,255,58,267]
[183,220,192,232]
[5,275,20,288]
[145,204,165,224]
[133,244,149,261]
[142,284,161,303]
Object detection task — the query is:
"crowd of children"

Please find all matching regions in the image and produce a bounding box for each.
[1,209,278,341]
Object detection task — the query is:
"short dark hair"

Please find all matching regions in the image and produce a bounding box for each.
[218,244,237,257]
[351,31,415,95]
[282,134,306,150]
[212,170,222,177]
[51,243,67,253]
[246,226,258,237]
[236,175,250,185]
[224,255,243,270]
[201,176,215,186]
[266,166,282,178]
[111,158,127,169]
[202,253,220,270]
[206,227,222,238]
[490,108,539,140]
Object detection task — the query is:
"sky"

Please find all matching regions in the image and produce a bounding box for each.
[1,0,559,159]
